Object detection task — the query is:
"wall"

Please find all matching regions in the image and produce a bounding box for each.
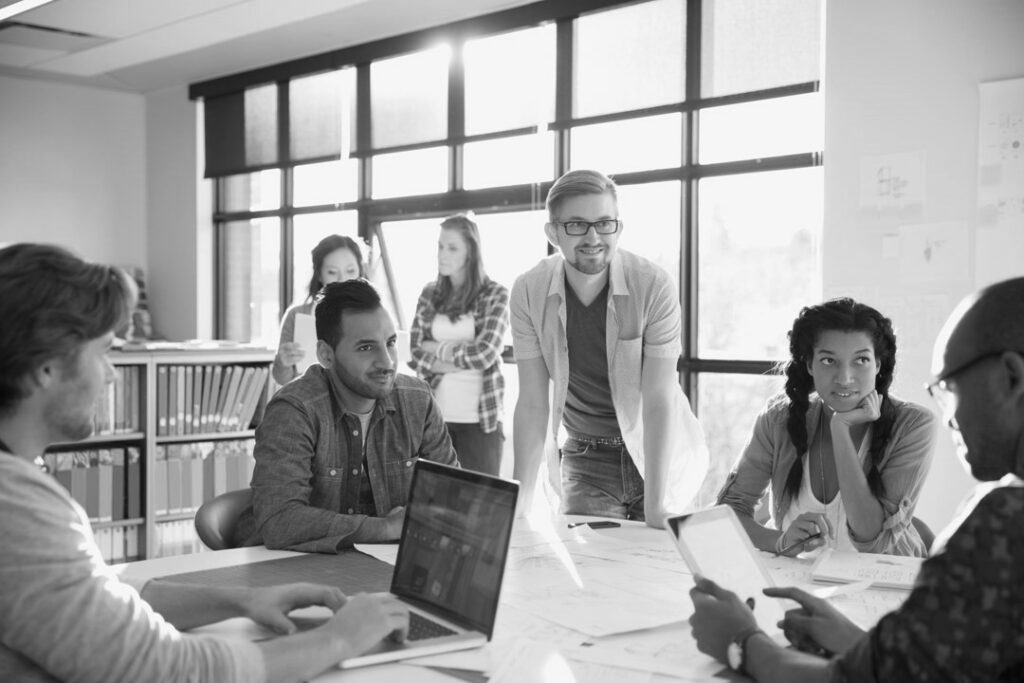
[145,85,211,341]
[824,0,1024,532]
[0,74,145,266]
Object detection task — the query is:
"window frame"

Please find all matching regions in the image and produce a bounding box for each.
[202,0,823,417]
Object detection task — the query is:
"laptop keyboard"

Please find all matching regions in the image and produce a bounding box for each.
[407,611,457,641]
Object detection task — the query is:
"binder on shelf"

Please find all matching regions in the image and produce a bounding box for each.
[176,365,186,436]
[201,444,216,502]
[152,445,168,516]
[189,444,205,511]
[157,365,168,436]
[226,366,257,431]
[97,450,113,523]
[126,447,141,519]
[213,442,229,497]
[192,366,204,434]
[123,367,134,433]
[132,366,141,431]
[207,365,224,432]
[167,445,183,514]
[125,526,139,561]
[199,364,214,433]
[70,452,89,518]
[238,366,269,431]
[85,452,100,521]
[113,368,125,433]
[111,448,126,522]
[217,366,243,432]
[111,527,126,563]
[183,366,193,436]
[93,528,111,562]
[167,366,177,435]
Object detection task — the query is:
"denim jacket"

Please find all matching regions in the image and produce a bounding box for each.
[235,365,458,553]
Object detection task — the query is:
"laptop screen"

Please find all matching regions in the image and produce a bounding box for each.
[390,460,518,638]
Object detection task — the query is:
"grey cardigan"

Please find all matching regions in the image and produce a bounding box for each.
[717,394,937,557]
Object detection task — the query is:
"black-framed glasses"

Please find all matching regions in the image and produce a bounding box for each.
[552,219,621,236]
[925,350,1018,415]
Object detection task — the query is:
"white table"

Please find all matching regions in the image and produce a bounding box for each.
[115,515,905,682]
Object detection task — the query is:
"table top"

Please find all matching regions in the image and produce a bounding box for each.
[115,515,907,682]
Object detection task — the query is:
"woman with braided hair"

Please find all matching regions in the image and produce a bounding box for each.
[718,298,937,557]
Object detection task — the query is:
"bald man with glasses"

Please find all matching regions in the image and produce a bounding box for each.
[510,168,708,527]
[688,276,1024,682]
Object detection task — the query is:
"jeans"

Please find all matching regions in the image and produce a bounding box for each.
[560,436,645,521]
[447,422,503,476]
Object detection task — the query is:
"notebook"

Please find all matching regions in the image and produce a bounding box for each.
[340,459,519,669]
[665,505,786,633]
[810,548,922,591]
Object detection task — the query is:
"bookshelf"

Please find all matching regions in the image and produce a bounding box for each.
[43,346,274,562]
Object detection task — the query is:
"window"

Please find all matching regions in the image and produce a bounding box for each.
[203,0,823,497]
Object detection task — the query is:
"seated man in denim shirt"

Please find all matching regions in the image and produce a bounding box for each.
[236,279,458,552]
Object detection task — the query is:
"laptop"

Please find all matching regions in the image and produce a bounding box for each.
[340,459,519,668]
[664,505,786,633]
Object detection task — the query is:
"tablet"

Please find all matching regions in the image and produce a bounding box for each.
[666,505,786,632]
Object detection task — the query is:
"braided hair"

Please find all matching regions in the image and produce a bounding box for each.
[781,298,898,505]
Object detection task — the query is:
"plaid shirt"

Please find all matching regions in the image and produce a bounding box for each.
[408,278,509,433]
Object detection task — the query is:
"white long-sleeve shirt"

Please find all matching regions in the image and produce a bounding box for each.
[0,451,265,683]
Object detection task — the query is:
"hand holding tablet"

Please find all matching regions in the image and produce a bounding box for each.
[665,505,787,633]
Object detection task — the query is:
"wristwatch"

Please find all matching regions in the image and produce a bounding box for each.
[727,626,765,675]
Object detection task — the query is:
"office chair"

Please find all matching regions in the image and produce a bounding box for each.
[911,516,936,554]
[194,488,252,551]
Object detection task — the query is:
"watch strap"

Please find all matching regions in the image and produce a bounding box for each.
[732,626,766,674]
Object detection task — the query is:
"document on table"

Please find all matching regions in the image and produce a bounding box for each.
[811,549,922,590]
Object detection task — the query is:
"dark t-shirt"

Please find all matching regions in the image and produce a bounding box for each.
[562,279,620,438]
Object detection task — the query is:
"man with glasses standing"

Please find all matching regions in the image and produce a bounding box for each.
[510,169,708,527]
[688,276,1024,682]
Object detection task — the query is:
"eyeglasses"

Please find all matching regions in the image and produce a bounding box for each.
[925,350,1017,417]
[552,219,621,236]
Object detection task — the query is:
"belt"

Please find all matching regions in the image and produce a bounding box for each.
[565,429,625,446]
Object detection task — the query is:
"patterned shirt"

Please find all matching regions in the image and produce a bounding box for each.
[831,474,1024,682]
[408,278,509,433]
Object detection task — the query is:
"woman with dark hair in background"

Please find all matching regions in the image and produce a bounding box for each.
[409,214,509,475]
[718,298,937,557]
[272,234,365,385]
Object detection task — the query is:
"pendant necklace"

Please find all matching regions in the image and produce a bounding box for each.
[816,406,834,547]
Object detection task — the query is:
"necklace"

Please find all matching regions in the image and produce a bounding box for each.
[815,407,827,504]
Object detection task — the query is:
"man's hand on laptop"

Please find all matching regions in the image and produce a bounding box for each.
[330,594,410,661]
[354,506,406,542]
[241,582,346,634]
[382,506,406,539]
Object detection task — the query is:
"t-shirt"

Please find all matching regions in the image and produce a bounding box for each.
[0,450,265,683]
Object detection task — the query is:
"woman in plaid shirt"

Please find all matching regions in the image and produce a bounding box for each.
[409,214,509,475]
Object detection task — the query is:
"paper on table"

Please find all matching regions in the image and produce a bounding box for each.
[811,549,922,590]
[812,580,874,600]
[489,639,653,683]
[353,543,399,566]
[294,313,318,374]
